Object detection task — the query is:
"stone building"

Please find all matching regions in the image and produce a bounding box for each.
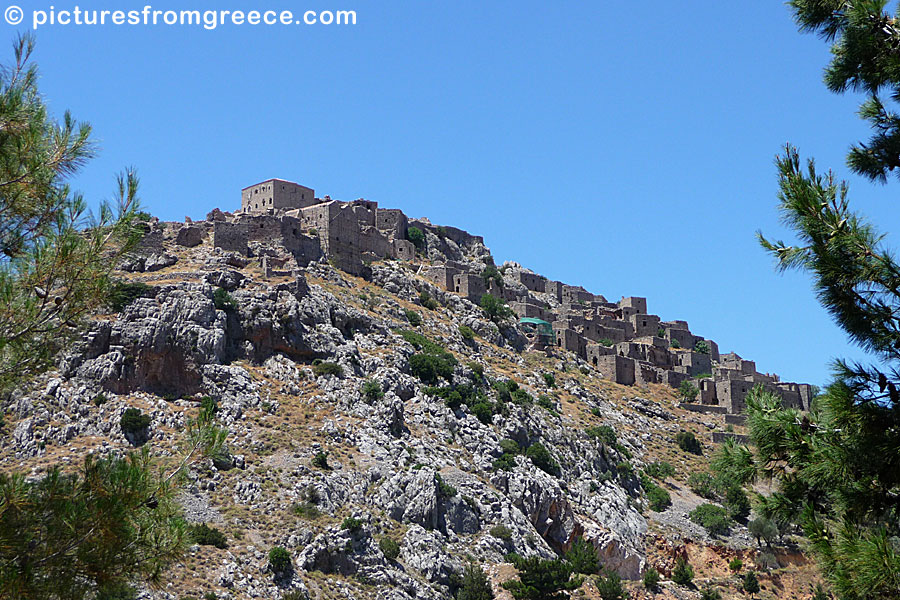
[241,179,315,213]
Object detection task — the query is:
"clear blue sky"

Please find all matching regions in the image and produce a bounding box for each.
[15,1,899,387]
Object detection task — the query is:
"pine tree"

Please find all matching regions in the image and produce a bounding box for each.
[751,3,900,597]
[0,35,227,598]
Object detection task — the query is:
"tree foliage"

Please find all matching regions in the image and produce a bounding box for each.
[501,555,581,600]
[0,34,142,392]
[751,4,900,596]
[480,293,513,324]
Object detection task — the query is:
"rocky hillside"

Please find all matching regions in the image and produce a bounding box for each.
[1,216,822,600]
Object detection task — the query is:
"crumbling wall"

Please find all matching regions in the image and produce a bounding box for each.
[213,221,249,256]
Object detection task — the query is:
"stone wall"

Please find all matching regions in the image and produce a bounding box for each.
[213,221,249,256]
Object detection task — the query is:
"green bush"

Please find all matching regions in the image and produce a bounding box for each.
[536,395,555,412]
[108,281,152,312]
[595,569,626,600]
[457,563,494,600]
[743,571,760,595]
[526,443,559,476]
[379,537,400,560]
[728,557,743,573]
[645,482,672,512]
[407,226,425,249]
[687,472,717,499]
[670,339,681,348]
[213,287,237,311]
[419,290,439,310]
[311,452,330,470]
[92,394,108,406]
[409,352,455,386]
[480,265,504,288]
[502,555,581,599]
[434,473,457,498]
[469,400,495,425]
[361,380,383,402]
[542,372,555,388]
[671,557,694,586]
[689,503,731,536]
[199,396,218,415]
[679,380,699,402]
[190,523,227,549]
[341,517,363,532]
[291,502,321,520]
[585,425,617,445]
[748,517,778,547]
[489,524,513,541]
[405,309,422,327]
[700,585,722,600]
[723,485,751,522]
[119,408,150,435]
[694,340,711,354]
[312,362,343,377]
[675,430,703,455]
[480,294,513,323]
[268,546,291,573]
[642,567,660,591]
[467,361,484,380]
[644,461,675,480]
[564,536,598,575]
[598,338,614,347]
[458,325,476,341]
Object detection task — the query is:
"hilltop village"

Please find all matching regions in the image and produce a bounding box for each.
[162,177,812,416]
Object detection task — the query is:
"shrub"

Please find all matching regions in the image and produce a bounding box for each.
[671,557,694,585]
[213,287,237,311]
[470,400,495,425]
[501,555,581,599]
[748,517,778,547]
[644,461,675,480]
[675,430,703,455]
[407,226,425,249]
[108,281,152,312]
[687,472,717,499]
[657,327,666,337]
[489,524,513,541]
[480,265,503,288]
[679,380,699,402]
[700,585,722,600]
[598,338,614,347]
[480,293,514,323]
[743,571,760,596]
[281,592,308,600]
[458,325,476,341]
[526,443,559,476]
[565,536,598,575]
[341,517,363,532]
[434,473,457,497]
[291,502,321,520]
[361,379,383,402]
[268,546,291,573]
[379,537,400,560]
[119,408,150,435]
[92,394,108,406]
[645,482,672,512]
[694,340,711,354]
[405,309,422,327]
[595,570,626,600]
[670,339,681,348]
[467,361,484,380]
[586,425,617,445]
[190,523,227,549]
[542,372,555,388]
[642,567,660,591]
[419,290,439,310]
[689,503,731,536]
[410,353,455,384]
[723,485,751,522]
[313,362,343,377]
[536,395,555,412]
[457,563,494,600]
[199,396,218,415]
[311,452,330,470]
[728,557,743,573]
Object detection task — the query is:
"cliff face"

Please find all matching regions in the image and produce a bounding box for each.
[1,213,818,600]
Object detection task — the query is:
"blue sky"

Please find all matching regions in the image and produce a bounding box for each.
[15,1,900,386]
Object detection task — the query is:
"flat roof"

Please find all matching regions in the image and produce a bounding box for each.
[242,178,312,191]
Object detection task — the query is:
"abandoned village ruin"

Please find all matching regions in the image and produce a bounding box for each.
[163,177,813,417]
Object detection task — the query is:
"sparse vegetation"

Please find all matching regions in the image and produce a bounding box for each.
[675,430,703,455]
[419,290,439,310]
[341,517,363,532]
[361,379,384,402]
[671,557,694,586]
[687,472,717,499]
[489,524,513,541]
[312,361,343,377]
[379,537,401,560]
[644,461,675,480]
